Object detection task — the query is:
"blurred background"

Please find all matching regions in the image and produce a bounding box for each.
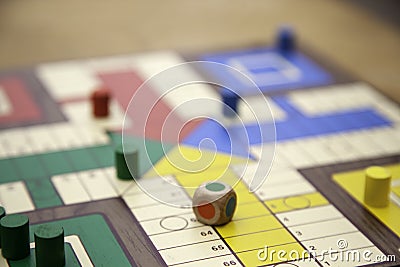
[0,0,399,101]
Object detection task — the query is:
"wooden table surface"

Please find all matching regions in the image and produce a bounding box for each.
[0,0,399,101]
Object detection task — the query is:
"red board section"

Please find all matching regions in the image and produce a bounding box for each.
[98,70,201,143]
[0,77,42,124]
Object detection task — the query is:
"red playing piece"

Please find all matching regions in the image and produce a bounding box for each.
[91,87,111,118]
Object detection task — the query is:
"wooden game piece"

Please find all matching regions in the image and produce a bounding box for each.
[192,181,237,225]
[276,25,296,53]
[0,214,30,260]
[35,225,65,267]
[0,206,5,248]
[221,88,239,118]
[364,166,392,207]
[91,87,111,118]
[115,144,139,180]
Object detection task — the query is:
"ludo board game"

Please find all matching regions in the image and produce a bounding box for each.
[0,29,399,266]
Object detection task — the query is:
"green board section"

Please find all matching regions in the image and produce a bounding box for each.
[90,145,114,168]
[0,132,173,209]
[25,178,62,209]
[9,214,131,267]
[13,156,47,180]
[39,152,71,176]
[0,145,115,181]
[0,133,173,181]
[65,148,99,171]
[0,159,20,182]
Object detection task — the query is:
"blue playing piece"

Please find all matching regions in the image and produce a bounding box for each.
[277,26,296,53]
[221,88,239,118]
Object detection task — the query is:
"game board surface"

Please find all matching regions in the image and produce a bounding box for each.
[0,40,399,266]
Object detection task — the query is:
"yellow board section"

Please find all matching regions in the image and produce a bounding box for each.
[234,202,270,220]
[175,168,246,189]
[144,145,249,178]
[224,228,297,252]
[235,187,260,205]
[216,215,282,238]
[333,164,400,236]
[175,168,260,200]
[265,192,329,213]
[237,242,308,266]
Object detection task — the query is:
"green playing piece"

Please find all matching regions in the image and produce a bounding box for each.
[0,206,5,248]
[34,225,65,267]
[0,214,30,260]
[115,144,138,180]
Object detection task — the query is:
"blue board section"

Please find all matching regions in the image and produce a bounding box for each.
[200,47,333,95]
[240,109,391,145]
[182,119,252,158]
[183,95,392,156]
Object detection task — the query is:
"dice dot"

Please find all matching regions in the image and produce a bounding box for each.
[198,203,216,219]
[205,182,226,192]
[225,196,236,217]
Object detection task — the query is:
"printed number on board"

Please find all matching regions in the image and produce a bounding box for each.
[223,260,237,266]
[212,245,225,251]
[200,230,213,236]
